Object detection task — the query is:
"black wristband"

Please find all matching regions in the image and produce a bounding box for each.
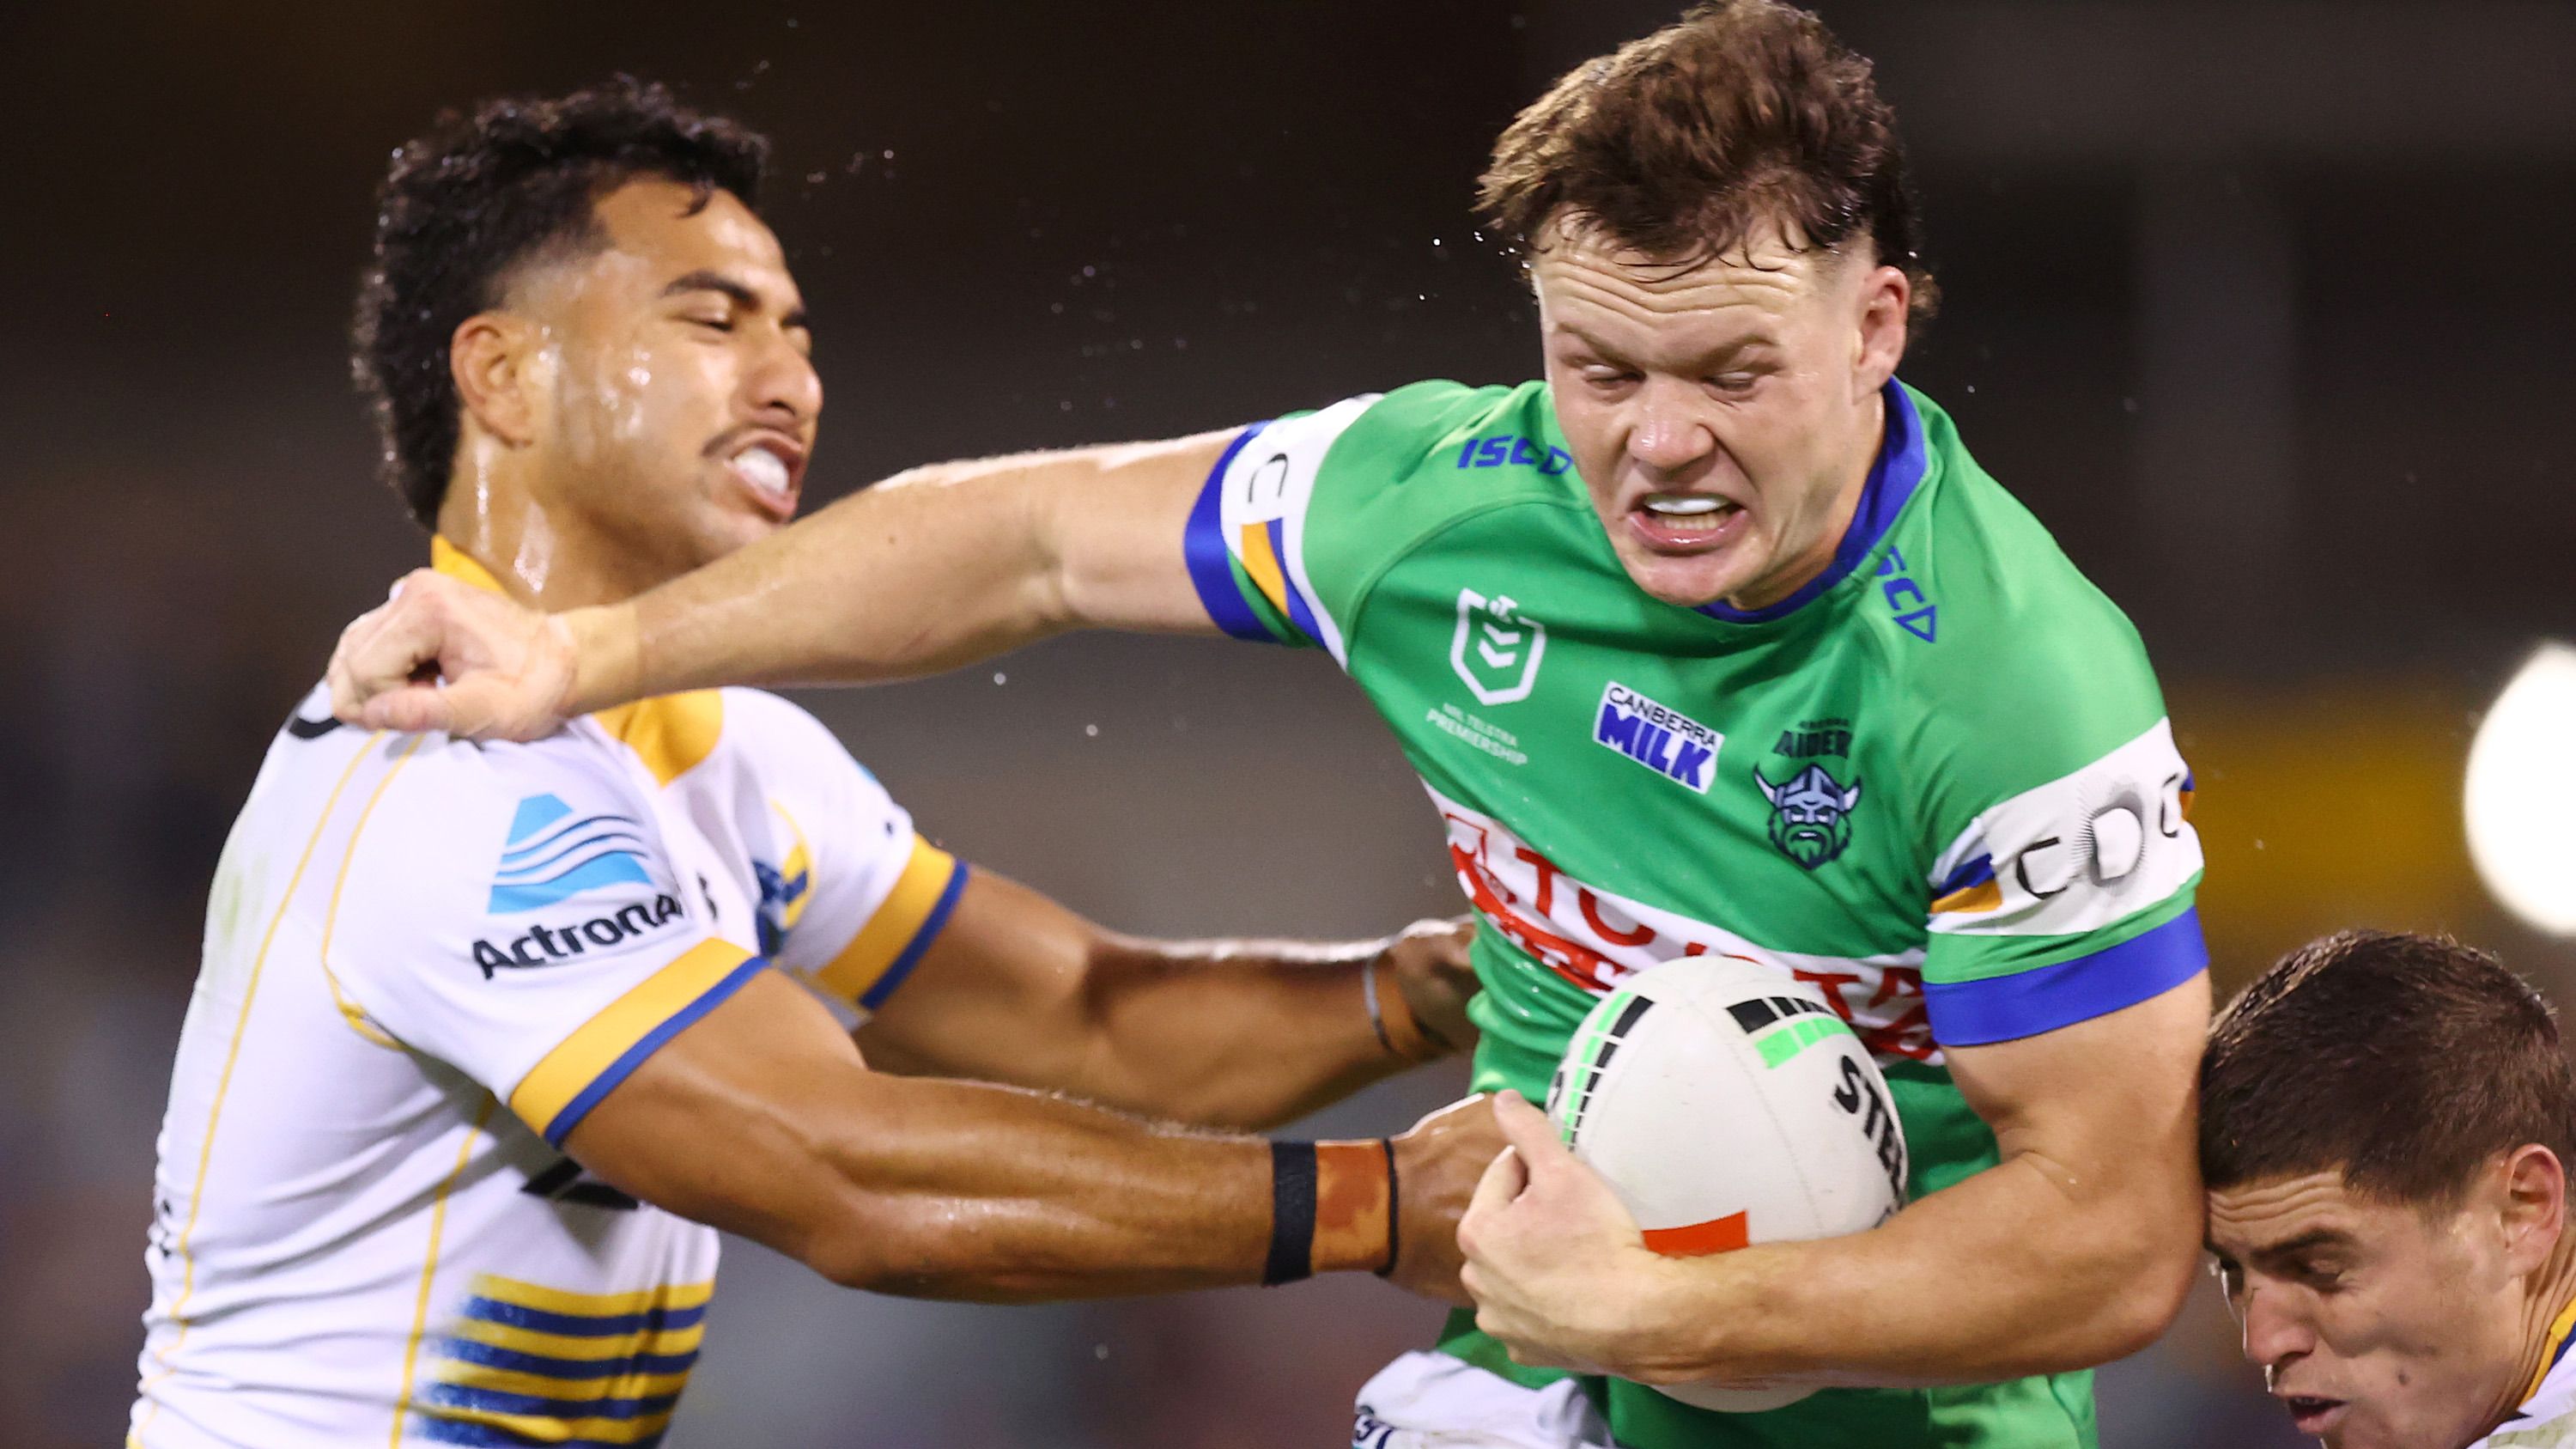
[1263,1141,1318,1286]
[1374,1136,1400,1278]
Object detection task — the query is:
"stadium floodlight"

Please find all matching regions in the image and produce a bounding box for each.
[2465,642,2576,935]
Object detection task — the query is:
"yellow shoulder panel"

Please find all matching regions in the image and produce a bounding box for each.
[593,692,725,787]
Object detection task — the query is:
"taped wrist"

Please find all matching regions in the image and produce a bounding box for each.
[1262,1139,1394,1283]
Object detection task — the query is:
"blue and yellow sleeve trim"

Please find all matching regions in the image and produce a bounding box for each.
[508,941,767,1148]
[1922,907,2208,1047]
[1183,423,1314,647]
[812,835,967,1013]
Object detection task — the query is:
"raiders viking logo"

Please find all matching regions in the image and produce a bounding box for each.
[1756,763,1863,870]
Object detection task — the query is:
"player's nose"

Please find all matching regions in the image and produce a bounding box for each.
[2239,1287,2317,1367]
[1625,380,1716,473]
[746,337,823,429]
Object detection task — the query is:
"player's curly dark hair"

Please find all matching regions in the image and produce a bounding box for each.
[1479,0,1935,316]
[352,77,769,531]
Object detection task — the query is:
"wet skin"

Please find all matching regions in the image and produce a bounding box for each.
[440,179,822,610]
[1531,218,1911,612]
[2207,1158,2572,1449]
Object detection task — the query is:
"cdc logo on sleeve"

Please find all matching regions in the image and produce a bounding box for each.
[1546,955,1905,1412]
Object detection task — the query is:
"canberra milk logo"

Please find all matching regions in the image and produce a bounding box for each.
[1592,682,1722,793]
[1450,589,1546,705]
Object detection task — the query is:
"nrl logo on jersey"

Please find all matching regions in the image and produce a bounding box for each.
[1756,762,1864,870]
[1450,589,1546,705]
[1593,682,1722,793]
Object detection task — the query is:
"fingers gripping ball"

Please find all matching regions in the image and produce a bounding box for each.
[1545,958,1909,1411]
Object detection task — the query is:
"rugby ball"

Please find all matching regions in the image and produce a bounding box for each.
[1544,957,1909,1412]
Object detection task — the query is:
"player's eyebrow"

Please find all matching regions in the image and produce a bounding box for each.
[662,270,810,330]
[1549,321,1770,374]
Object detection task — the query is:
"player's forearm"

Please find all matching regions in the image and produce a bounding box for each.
[1069,936,1419,1129]
[557,435,1229,711]
[789,1074,1386,1302]
[1623,1146,2199,1385]
[861,935,1422,1131]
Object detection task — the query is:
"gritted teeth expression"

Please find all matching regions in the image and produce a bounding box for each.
[525,177,821,573]
[1532,218,1900,612]
[2206,1172,2525,1449]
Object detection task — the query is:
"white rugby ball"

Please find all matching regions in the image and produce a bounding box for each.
[1544,956,1909,1412]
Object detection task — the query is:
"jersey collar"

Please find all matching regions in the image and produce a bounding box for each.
[429,535,508,595]
[1692,378,1928,625]
[2518,1294,2576,1415]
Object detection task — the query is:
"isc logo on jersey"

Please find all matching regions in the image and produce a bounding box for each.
[471,793,684,977]
[1593,682,1722,793]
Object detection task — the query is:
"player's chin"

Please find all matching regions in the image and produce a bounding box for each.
[1610,537,1760,610]
[694,501,789,561]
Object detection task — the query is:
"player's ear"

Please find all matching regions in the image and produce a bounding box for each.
[2496,1144,2567,1277]
[1851,257,1909,400]
[452,311,541,448]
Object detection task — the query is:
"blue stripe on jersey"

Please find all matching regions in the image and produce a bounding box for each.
[419,1382,683,1421]
[459,1295,708,1337]
[1267,515,1327,643]
[1932,853,1996,898]
[542,959,769,1147]
[416,1415,665,1448]
[438,1337,701,1380]
[858,861,969,1012]
[1183,421,1286,643]
[1698,381,1929,624]
[1922,907,2208,1046]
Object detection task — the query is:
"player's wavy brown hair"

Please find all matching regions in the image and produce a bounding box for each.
[1479,0,1935,314]
[353,78,768,530]
[2202,930,2576,1207]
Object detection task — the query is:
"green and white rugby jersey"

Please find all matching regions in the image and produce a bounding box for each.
[1187,380,2205,1449]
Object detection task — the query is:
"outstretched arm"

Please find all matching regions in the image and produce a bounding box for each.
[857,870,1477,1131]
[1458,971,2208,1386]
[575,966,1497,1304]
[331,433,1235,738]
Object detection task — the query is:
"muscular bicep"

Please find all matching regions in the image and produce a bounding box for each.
[562,968,890,1259]
[1943,970,2210,1183]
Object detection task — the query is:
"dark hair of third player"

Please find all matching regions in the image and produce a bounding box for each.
[350,76,769,532]
[1476,0,1938,320]
[2201,930,2576,1207]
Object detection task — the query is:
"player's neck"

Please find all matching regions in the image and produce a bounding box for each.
[432,458,672,613]
[2492,1227,2576,1432]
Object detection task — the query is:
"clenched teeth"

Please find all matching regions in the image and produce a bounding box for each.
[1643,496,1735,517]
[732,448,792,498]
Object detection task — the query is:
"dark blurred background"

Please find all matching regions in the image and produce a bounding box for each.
[5,1,2573,1444]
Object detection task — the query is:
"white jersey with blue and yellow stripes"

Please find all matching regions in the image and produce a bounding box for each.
[129,551,964,1449]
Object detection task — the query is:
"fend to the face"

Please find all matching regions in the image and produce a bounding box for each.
[2205,1169,2533,1449]
[1531,216,1910,612]
[500,177,820,576]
